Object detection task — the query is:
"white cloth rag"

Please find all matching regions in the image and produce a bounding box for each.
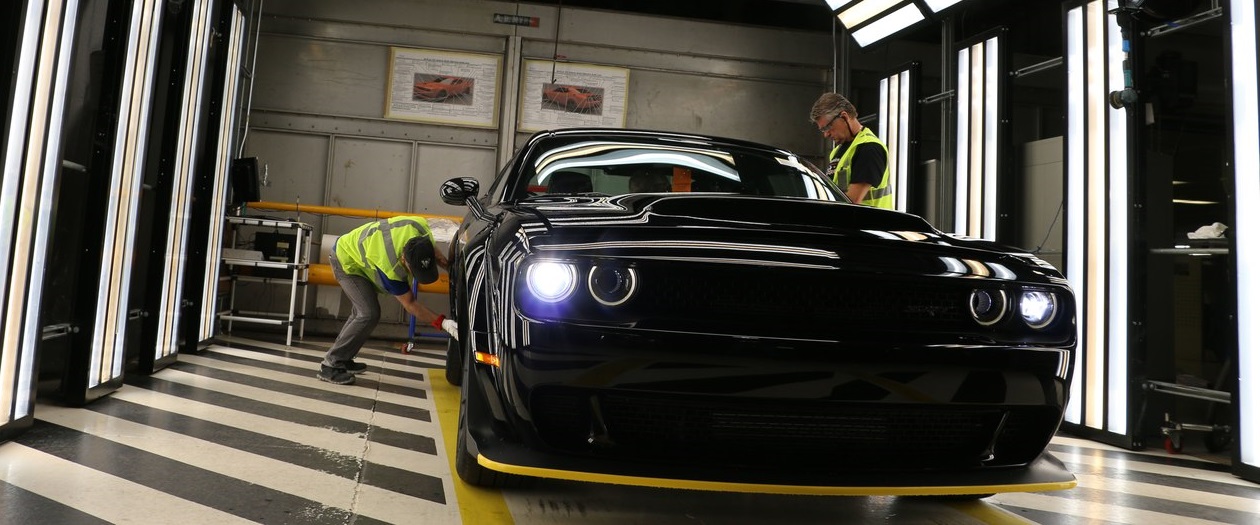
[1187,222,1228,239]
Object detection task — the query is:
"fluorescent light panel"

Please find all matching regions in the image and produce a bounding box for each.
[1064,4,1086,426]
[1064,0,1129,434]
[954,37,997,240]
[850,4,925,47]
[1,0,44,425]
[880,68,914,212]
[1084,0,1106,430]
[954,47,970,235]
[1229,0,1260,467]
[91,0,163,387]
[201,7,246,340]
[158,0,214,360]
[924,0,965,12]
[837,0,902,28]
[1105,0,1129,435]
[982,36,999,238]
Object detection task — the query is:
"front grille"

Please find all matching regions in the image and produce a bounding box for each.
[638,267,968,336]
[531,388,1058,472]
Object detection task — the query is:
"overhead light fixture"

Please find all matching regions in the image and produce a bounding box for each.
[850,4,926,47]
[837,0,902,28]
[830,0,977,48]
[923,0,966,12]
[1172,199,1219,205]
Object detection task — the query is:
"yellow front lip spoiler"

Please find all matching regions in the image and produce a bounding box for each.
[476,454,1077,497]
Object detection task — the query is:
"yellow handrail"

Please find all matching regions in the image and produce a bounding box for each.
[245,200,465,223]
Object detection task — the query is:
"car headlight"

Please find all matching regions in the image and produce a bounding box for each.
[525,261,577,303]
[1019,289,1058,329]
[588,265,637,306]
[969,289,1007,326]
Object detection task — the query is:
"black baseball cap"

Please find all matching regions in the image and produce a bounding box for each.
[402,237,439,284]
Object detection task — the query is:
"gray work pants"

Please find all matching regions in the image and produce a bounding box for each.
[323,253,381,368]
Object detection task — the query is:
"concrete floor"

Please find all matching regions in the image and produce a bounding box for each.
[2,333,1257,525]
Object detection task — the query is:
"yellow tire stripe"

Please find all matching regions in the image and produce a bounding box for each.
[431,372,515,524]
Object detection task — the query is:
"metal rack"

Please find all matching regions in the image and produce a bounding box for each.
[218,216,312,345]
[1140,243,1234,453]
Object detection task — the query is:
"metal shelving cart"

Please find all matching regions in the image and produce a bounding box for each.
[218,216,312,345]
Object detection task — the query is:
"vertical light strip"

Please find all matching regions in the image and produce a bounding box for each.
[1,0,45,426]
[22,0,81,417]
[157,0,214,360]
[1105,0,1129,435]
[954,35,1003,241]
[1065,4,1086,425]
[880,68,914,213]
[3,0,75,424]
[897,69,911,213]
[200,6,246,341]
[1229,0,1260,467]
[982,37,999,238]
[879,76,891,206]
[967,41,984,238]
[1084,0,1108,429]
[90,0,163,387]
[954,47,970,235]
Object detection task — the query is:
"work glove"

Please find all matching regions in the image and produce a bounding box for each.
[432,315,459,340]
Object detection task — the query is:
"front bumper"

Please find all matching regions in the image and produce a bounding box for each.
[463,323,1074,491]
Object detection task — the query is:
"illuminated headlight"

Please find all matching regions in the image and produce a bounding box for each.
[588,265,637,306]
[525,261,578,302]
[969,289,1007,326]
[1019,289,1058,329]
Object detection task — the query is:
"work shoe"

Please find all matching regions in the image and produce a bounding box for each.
[317,365,355,385]
[343,360,368,374]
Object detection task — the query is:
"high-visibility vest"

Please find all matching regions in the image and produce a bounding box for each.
[829,126,893,209]
[334,216,432,290]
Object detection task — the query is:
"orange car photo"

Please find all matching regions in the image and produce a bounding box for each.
[413,75,473,102]
[542,84,603,113]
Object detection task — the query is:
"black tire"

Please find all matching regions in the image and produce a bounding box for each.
[454,352,525,488]
[444,336,462,385]
[566,100,577,112]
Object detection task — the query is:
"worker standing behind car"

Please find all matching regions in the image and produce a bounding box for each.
[809,92,893,209]
[319,216,458,385]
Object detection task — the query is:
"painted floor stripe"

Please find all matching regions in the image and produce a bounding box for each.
[147,365,437,436]
[0,442,257,525]
[105,384,449,475]
[30,406,451,524]
[182,350,433,408]
[205,342,431,382]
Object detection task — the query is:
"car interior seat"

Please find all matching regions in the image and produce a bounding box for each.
[547,171,593,193]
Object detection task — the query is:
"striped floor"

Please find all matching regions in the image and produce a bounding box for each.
[2,333,1258,524]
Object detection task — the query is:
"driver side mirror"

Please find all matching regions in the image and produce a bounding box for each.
[440,177,480,205]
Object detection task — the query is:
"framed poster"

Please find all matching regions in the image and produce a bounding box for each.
[519,60,628,131]
[385,47,501,128]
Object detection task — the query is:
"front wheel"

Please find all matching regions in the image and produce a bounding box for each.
[454,352,525,488]
[444,336,462,385]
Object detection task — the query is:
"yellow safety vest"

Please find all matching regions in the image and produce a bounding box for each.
[334,216,432,290]
[829,126,893,209]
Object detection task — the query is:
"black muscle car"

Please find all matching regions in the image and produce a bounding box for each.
[440,128,1077,496]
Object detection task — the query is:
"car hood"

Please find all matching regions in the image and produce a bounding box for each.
[505,194,1062,282]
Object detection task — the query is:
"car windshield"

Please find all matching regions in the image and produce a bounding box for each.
[507,135,845,202]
